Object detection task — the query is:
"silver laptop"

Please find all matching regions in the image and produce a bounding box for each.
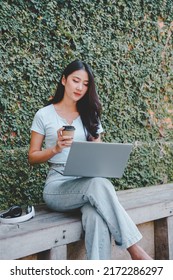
[63,141,133,178]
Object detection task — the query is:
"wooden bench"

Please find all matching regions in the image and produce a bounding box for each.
[0,183,173,260]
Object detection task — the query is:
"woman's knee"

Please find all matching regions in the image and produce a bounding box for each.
[85,177,117,202]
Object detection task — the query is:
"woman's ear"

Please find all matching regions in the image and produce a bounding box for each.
[61,75,66,86]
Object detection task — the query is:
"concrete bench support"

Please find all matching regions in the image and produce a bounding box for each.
[154,216,173,260]
[44,245,67,260]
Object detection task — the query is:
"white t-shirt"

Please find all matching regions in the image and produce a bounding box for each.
[31,104,103,164]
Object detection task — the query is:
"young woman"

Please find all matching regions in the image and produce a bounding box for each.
[28,59,152,260]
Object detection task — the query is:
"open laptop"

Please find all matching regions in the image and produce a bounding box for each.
[62,141,133,178]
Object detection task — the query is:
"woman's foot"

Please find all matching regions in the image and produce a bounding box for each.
[127,244,153,260]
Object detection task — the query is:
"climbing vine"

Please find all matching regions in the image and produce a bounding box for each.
[0,0,173,209]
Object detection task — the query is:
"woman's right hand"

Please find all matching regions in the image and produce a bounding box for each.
[55,127,74,152]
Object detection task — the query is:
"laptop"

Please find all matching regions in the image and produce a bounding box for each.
[62,141,133,178]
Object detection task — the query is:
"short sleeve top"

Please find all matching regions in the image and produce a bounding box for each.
[31,104,103,164]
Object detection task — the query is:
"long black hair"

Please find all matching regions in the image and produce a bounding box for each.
[49,59,102,139]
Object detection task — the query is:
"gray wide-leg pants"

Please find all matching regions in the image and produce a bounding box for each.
[43,167,142,259]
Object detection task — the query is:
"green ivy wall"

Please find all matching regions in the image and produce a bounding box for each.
[0,0,173,210]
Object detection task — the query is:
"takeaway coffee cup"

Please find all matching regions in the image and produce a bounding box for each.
[62,125,75,138]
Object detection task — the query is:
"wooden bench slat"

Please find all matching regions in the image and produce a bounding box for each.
[118,184,173,207]
[0,219,83,259]
[0,212,81,239]
[118,184,173,224]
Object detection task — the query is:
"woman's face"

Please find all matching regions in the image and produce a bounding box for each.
[62,69,89,102]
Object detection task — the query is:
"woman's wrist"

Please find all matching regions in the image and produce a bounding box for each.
[52,143,62,155]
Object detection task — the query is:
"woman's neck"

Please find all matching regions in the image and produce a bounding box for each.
[53,99,79,124]
[56,98,77,113]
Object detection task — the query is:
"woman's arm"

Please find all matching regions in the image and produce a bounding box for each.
[28,131,60,165]
[28,129,73,165]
